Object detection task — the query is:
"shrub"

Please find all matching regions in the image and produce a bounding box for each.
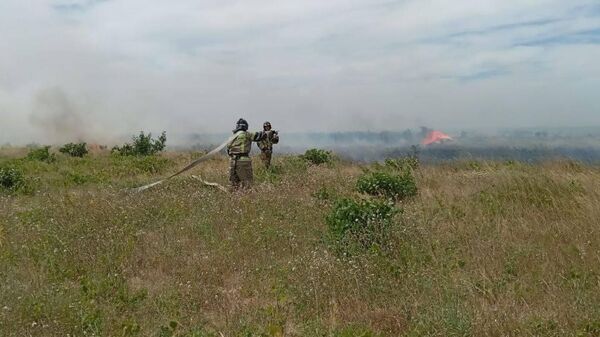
[26,146,56,163]
[384,157,419,172]
[326,198,398,253]
[112,131,167,156]
[0,167,25,191]
[301,148,332,165]
[384,145,420,171]
[356,170,417,200]
[59,142,88,157]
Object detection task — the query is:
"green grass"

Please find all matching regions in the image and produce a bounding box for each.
[1,151,599,336]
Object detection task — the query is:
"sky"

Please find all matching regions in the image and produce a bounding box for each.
[0,0,599,144]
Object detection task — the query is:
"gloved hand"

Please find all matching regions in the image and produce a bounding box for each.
[271,130,280,144]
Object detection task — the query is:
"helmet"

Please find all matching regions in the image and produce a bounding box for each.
[234,118,248,132]
[263,121,272,130]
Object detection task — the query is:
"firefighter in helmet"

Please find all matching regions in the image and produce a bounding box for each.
[226,118,268,189]
[257,121,279,169]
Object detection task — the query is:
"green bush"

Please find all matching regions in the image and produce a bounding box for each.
[384,156,419,172]
[356,170,417,200]
[384,146,420,171]
[326,198,398,253]
[0,166,25,191]
[26,146,56,163]
[301,148,332,165]
[59,142,88,157]
[112,131,167,156]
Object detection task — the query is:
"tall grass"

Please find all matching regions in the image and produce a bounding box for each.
[1,150,599,336]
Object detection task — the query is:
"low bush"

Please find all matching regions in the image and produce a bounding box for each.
[326,198,398,253]
[384,157,419,172]
[59,142,88,157]
[301,148,332,165]
[356,170,417,201]
[112,131,167,156]
[384,146,420,171]
[0,166,25,191]
[27,146,56,163]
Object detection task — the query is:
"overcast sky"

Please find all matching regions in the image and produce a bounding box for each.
[0,0,599,144]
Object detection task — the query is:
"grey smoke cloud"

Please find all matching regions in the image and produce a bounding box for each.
[0,0,599,144]
[30,88,87,144]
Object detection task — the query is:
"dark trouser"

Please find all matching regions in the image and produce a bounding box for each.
[260,150,272,169]
[229,158,253,189]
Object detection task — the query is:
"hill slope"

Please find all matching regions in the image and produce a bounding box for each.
[1,151,599,336]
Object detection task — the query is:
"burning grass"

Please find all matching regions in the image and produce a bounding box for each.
[0,149,599,336]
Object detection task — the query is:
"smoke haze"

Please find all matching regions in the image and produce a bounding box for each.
[0,0,599,145]
[29,88,87,144]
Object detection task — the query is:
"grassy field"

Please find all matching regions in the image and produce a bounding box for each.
[1,148,599,336]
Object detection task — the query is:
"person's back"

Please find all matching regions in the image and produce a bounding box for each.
[227,119,266,189]
[228,130,254,158]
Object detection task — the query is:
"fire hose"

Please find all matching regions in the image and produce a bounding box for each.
[131,131,242,193]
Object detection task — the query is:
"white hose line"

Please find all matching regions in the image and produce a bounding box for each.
[191,175,229,193]
[131,131,242,193]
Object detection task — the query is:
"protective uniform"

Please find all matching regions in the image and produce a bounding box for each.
[257,121,279,169]
[227,119,266,189]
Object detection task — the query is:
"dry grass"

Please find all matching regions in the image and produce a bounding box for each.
[1,151,599,337]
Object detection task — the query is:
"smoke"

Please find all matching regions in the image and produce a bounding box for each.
[29,87,90,144]
[1,1,599,146]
